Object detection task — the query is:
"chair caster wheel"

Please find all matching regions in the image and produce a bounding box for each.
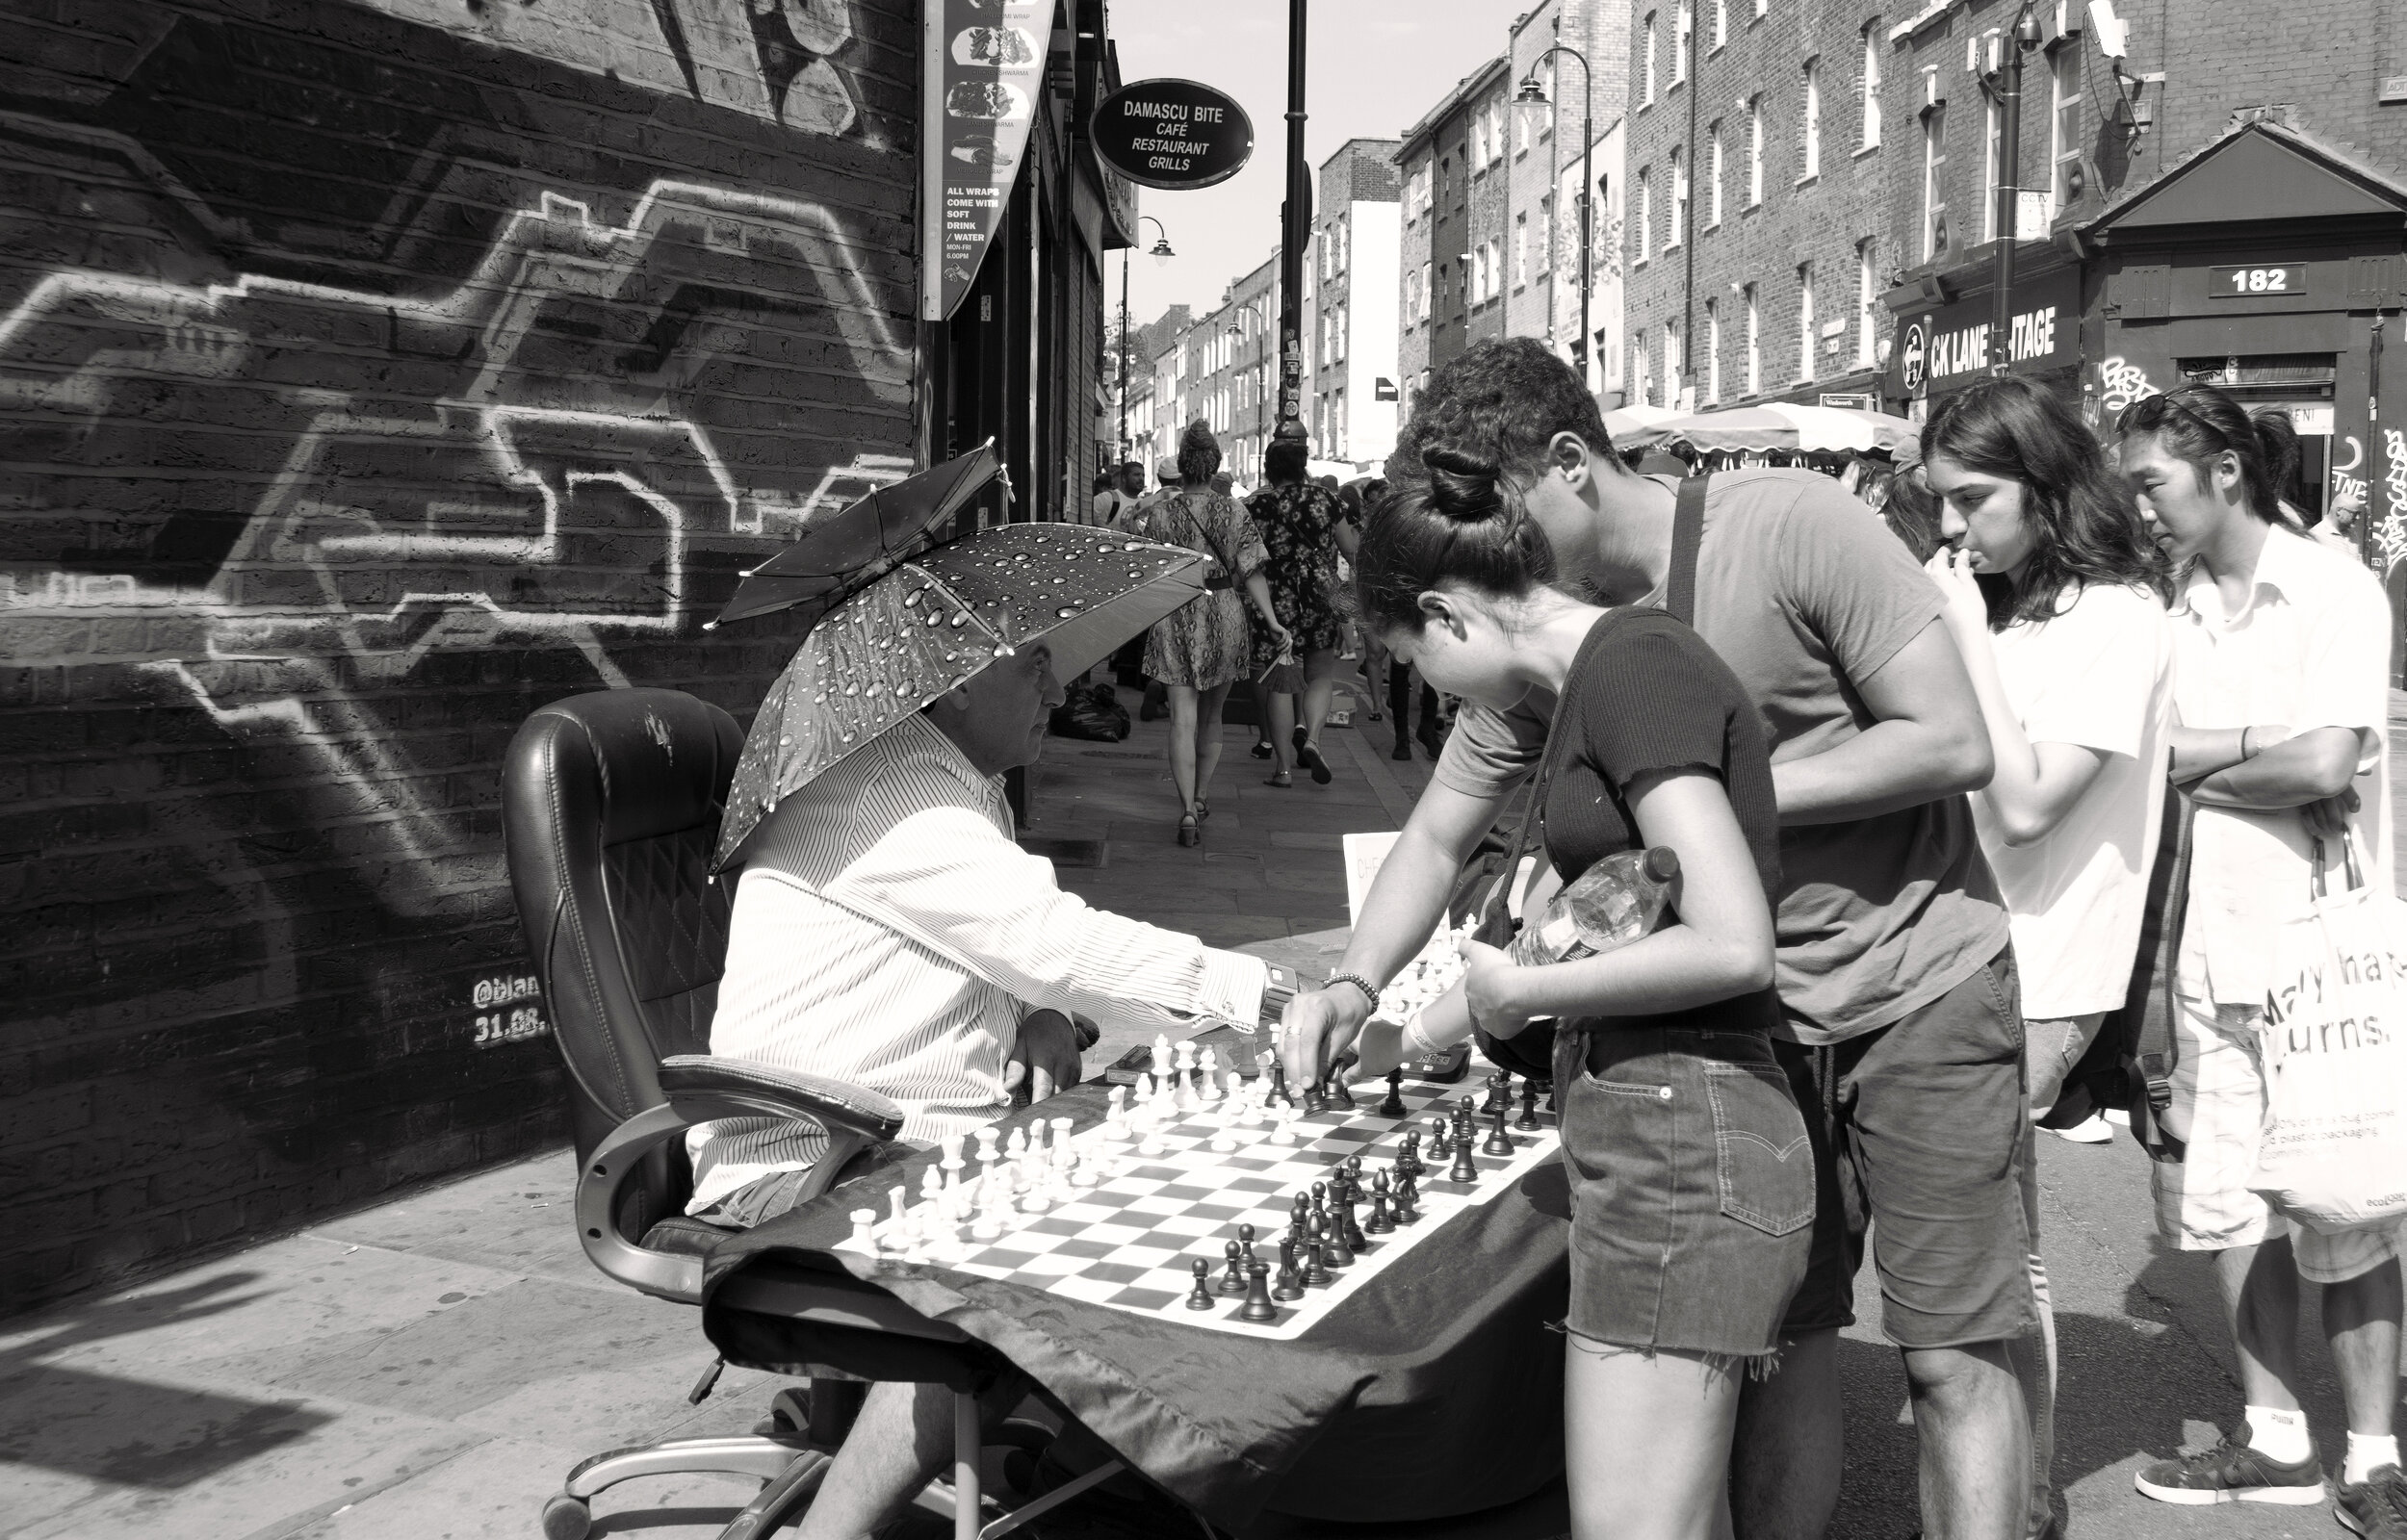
[541,1492,592,1540]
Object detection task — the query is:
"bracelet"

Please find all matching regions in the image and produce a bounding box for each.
[1402,1009,1439,1057]
[2240,726,2257,758]
[1324,972,1380,1010]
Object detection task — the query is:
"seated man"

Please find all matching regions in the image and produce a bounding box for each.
[691,637,1267,1538]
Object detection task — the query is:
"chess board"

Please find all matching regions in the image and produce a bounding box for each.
[836,1077,1561,1341]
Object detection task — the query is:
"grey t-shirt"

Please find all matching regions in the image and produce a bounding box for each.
[1438,469,2006,1045]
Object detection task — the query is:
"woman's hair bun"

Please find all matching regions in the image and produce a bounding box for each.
[1179,419,1218,455]
[1420,445,1508,525]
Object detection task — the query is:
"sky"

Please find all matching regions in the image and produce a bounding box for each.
[1108,0,1531,329]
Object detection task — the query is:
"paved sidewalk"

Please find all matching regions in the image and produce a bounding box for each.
[5,687,2406,1538]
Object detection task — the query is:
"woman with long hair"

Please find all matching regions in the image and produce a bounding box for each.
[1918,373,2177,1538]
[2114,383,2404,1524]
[1246,438,1359,785]
[1126,421,1291,845]
[1350,449,1810,1540]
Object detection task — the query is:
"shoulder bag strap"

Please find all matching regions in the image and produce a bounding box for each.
[1474,694,1578,940]
[1666,473,1710,627]
[2128,792,2196,1161]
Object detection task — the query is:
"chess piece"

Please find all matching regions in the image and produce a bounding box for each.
[1268,1061,1290,1106]
[847,1208,878,1250]
[1309,1180,1329,1220]
[1514,1076,1541,1132]
[1301,1077,1328,1116]
[971,1178,1006,1241]
[1482,1068,1511,1115]
[1288,1194,1310,1246]
[1210,1114,1239,1153]
[1327,1074,1356,1112]
[1237,1223,1258,1265]
[974,1127,1003,1166]
[1218,1240,1249,1296]
[1378,1068,1407,1118]
[1301,1228,1333,1288]
[1364,1172,1395,1235]
[1273,1237,1306,1300]
[1198,1047,1223,1101]
[1338,1191,1366,1252]
[1152,1033,1173,1077]
[1268,1100,1296,1146]
[1426,1116,1451,1160]
[1318,1209,1354,1269]
[1395,1133,1422,1179]
[1448,1125,1480,1185]
[1238,1260,1279,1322]
[1482,1103,1514,1157]
[1186,1258,1216,1310]
[1393,1171,1421,1224]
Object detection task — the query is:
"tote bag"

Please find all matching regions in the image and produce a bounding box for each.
[2250,833,2407,1233]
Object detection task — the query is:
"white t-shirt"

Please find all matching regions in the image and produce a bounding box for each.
[2170,526,2395,1004]
[1972,581,2176,1018]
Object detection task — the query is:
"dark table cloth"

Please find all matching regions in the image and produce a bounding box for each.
[699,1077,1572,1531]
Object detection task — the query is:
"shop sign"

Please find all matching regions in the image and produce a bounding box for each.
[1091,79,1255,192]
[2209,263,2307,298]
[921,0,1048,322]
[1820,393,1876,410]
[1895,270,2082,397]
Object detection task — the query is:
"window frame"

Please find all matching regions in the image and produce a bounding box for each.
[1706,122,1724,226]
[1797,263,1815,382]
[1921,94,1949,261]
[1744,281,1760,396]
[1801,59,1822,181]
[1747,96,1765,207]
[2048,43,2082,215]
[1643,12,1659,104]
[1854,239,1876,368]
[1860,23,1882,149]
[1704,297,1722,403]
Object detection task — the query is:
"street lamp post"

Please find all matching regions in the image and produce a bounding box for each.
[1517,46,1593,392]
[1274,0,1309,445]
[1119,217,1174,470]
[1988,4,2043,376]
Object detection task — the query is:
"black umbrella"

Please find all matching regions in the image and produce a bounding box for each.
[707,440,1005,630]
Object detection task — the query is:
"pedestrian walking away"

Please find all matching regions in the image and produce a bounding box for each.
[1246,437,1358,787]
[1921,374,2179,1540]
[1279,338,2028,1540]
[2117,384,2407,1534]
[1126,420,1291,847]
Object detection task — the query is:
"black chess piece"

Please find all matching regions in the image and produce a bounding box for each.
[1238,1260,1279,1322]
[1378,1067,1407,1117]
[1426,1116,1451,1159]
[1338,1191,1366,1251]
[1326,1074,1355,1112]
[1397,1132,1423,1178]
[1302,1231,1333,1288]
[1288,1193,1310,1244]
[1514,1076,1541,1131]
[1186,1258,1216,1309]
[1273,1237,1306,1300]
[1310,1180,1329,1219]
[1482,1102,1514,1157]
[1237,1222,1257,1265]
[1317,1210,1354,1269]
[1448,1126,1480,1185]
[1269,1062,1291,1106]
[1218,1239,1249,1296]
[1393,1170,1421,1224]
[1302,1077,1328,1116]
[1482,1069,1510,1115]
[1365,1170,1395,1235]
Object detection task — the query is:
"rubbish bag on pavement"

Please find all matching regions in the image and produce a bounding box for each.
[1049,681,1131,742]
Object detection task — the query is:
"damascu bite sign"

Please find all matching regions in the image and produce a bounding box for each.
[1092,79,1254,192]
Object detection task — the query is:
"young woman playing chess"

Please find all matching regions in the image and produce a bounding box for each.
[1340,449,1813,1540]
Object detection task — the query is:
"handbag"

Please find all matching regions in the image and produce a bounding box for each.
[2248,831,2407,1233]
[1462,474,1712,1076]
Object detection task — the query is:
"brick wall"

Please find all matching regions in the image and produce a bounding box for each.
[0,0,919,1310]
[1624,0,1890,407]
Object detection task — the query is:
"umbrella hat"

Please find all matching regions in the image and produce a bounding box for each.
[715,523,1205,869]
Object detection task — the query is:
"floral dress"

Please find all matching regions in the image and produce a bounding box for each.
[1246,480,1347,672]
[1129,490,1267,689]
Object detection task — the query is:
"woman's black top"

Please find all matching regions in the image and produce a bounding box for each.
[1537,607,1782,1035]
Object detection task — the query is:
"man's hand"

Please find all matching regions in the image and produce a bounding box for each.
[1005,1009,1082,1103]
[1280,986,1369,1087]
[1457,936,1533,1039]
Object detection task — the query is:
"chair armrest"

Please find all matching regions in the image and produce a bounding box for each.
[658,1055,906,1142]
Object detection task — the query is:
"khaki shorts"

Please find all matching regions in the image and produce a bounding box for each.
[2150,990,2401,1285]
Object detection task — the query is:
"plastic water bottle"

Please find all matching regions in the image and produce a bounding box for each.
[1508,847,1681,966]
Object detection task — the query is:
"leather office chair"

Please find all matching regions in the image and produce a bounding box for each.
[503,687,1014,1540]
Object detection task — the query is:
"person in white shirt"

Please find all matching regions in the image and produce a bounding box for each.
[1919,375,2178,1540]
[2118,385,2403,1529]
[1091,461,1144,526]
[696,638,1271,1540]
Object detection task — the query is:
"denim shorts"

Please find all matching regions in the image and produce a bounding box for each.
[1553,1024,1816,1362]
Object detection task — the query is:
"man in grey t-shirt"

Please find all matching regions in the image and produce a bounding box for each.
[1281,341,2029,1540]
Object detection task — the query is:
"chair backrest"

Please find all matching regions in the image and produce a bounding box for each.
[503,688,744,1235]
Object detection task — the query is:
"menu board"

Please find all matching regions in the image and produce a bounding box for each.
[921,0,1048,322]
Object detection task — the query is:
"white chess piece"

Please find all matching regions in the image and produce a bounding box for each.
[974,1127,1002,1167]
[1152,1033,1172,1078]
[1197,1047,1222,1101]
[1268,1101,1296,1146]
[1104,1085,1130,1141]
[1209,1111,1239,1153]
[971,1174,1005,1241]
[847,1209,877,1251]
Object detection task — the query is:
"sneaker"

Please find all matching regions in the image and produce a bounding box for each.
[2134,1425,2326,1505]
[2051,1113,2113,1143]
[2106,1107,2131,1126]
[2339,1466,2407,1537]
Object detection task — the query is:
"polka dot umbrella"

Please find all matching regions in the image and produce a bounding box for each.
[714,523,1205,870]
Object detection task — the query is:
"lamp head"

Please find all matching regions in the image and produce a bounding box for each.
[1150,237,1174,267]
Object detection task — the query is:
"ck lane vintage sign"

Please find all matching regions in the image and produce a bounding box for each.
[1091,79,1255,192]
[921,0,1048,322]
[1897,270,2082,398]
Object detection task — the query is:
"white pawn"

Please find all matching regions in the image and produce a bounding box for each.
[971,1175,1006,1241]
[1152,1033,1172,1078]
[1209,1112,1239,1153]
[974,1127,1002,1167]
[879,1185,909,1250]
[1138,1113,1169,1157]
[847,1208,878,1252]
[1104,1085,1130,1140]
[1268,1100,1296,1146]
[1198,1047,1222,1101]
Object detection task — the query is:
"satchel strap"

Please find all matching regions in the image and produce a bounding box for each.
[1667,474,1710,627]
[2129,793,2196,1162]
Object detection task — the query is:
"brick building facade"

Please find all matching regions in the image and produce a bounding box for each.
[0,0,1122,1309]
[1306,139,1404,467]
[1397,60,1511,421]
[1511,0,1631,399]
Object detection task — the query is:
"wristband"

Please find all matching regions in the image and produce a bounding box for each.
[1401,1009,1439,1057]
[2240,727,2257,758]
[1324,972,1380,1011]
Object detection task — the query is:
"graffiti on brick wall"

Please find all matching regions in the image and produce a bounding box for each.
[2098,355,2156,416]
[0,176,915,918]
[347,0,872,137]
[2379,428,2407,573]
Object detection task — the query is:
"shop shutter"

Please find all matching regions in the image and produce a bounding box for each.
[2114,263,2171,318]
[2346,255,2406,306]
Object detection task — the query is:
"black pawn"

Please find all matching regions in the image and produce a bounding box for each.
[1339,1191,1367,1251]
[1449,1128,1480,1185]
[1397,1133,1423,1178]
[1237,1222,1258,1264]
[1185,1258,1215,1310]
[1482,1103,1514,1157]
[1514,1076,1541,1131]
[1426,1116,1451,1159]
[1218,1240,1249,1296]
[1288,1193,1310,1244]
[1302,1232,1333,1288]
[1238,1260,1279,1322]
[1319,1210,1355,1269]
[1302,1077,1328,1116]
[1483,1069,1510,1115]
[1365,1170,1396,1234]
[1310,1179,1329,1219]
[1327,1074,1355,1112]
[1393,1171,1421,1224]
[1378,1068,1407,1118]
[1273,1237,1306,1300]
